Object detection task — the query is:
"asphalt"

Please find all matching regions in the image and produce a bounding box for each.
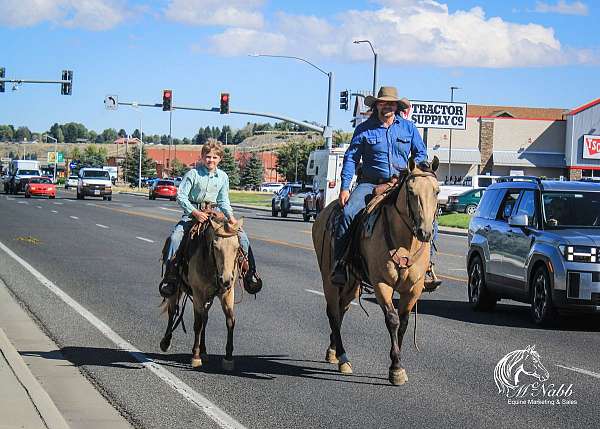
[0,189,598,429]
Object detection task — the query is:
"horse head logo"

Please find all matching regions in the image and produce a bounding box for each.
[494,345,550,395]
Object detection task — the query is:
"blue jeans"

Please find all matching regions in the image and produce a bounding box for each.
[167,216,250,261]
[333,183,376,262]
[333,183,438,262]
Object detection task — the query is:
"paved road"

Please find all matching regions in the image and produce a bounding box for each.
[0,190,598,429]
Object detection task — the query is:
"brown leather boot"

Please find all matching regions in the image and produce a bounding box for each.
[424,262,442,293]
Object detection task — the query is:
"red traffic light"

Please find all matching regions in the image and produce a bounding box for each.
[220,92,230,114]
[163,90,172,98]
[162,89,173,111]
[221,94,229,102]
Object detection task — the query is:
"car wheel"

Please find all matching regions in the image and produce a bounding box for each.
[303,212,311,222]
[465,204,477,215]
[531,266,556,326]
[170,197,176,201]
[468,256,496,311]
[49,195,55,199]
[24,192,31,198]
[271,202,279,217]
[107,196,112,201]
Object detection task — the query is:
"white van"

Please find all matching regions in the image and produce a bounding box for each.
[461,174,500,188]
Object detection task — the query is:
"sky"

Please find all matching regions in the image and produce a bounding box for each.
[0,0,599,139]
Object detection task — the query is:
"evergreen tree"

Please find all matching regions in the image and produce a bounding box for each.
[118,129,127,138]
[123,146,156,186]
[132,129,141,139]
[220,148,240,188]
[275,140,322,183]
[170,158,189,177]
[160,134,169,145]
[81,145,107,167]
[240,153,264,189]
[102,128,118,143]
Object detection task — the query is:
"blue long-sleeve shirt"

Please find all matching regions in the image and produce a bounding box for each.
[340,114,427,190]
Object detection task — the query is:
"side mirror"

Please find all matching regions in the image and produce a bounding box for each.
[509,214,529,227]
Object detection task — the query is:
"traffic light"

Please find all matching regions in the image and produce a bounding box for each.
[220,93,230,114]
[61,70,73,95]
[162,89,172,111]
[0,67,5,93]
[339,90,349,110]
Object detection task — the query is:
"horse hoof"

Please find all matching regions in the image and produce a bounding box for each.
[160,337,171,352]
[325,348,338,364]
[191,357,203,368]
[389,368,408,386]
[222,358,234,372]
[338,362,353,375]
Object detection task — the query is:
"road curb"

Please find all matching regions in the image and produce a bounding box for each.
[0,328,70,429]
[438,226,468,237]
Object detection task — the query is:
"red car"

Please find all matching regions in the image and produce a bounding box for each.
[149,179,177,201]
[25,177,56,199]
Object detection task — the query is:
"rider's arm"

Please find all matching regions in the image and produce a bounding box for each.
[340,130,363,190]
[216,173,234,220]
[410,121,428,164]
[176,170,198,216]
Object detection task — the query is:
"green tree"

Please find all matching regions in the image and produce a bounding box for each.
[56,127,65,143]
[240,153,264,189]
[132,129,141,139]
[15,126,32,141]
[102,128,117,143]
[69,147,82,161]
[0,125,15,141]
[275,140,322,183]
[81,145,107,167]
[160,134,169,145]
[49,123,63,142]
[182,137,191,145]
[170,158,189,177]
[118,129,127,138]
[123,146,156,186]
[333,129,353,147]
[220,148,240,188]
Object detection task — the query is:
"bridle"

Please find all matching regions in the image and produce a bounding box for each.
[393,171,438,237]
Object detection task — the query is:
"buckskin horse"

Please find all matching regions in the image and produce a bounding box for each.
[160,217,244,371]
[312,158,440,385]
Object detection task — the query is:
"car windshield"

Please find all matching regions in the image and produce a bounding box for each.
[542,191,600,228]
[69,176,78,179]
[157,180,174,186]
[18,170,39,175]
[83,170,110,179]
[29,177,52,184]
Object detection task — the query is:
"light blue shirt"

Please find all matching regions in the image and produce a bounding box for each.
[341,114,427,190]
[176,165,233,219]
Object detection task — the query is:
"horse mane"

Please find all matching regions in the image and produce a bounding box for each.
[494,346,537,394]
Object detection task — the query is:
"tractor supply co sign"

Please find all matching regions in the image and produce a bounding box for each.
[583,135,600,160]
[409,100,467,130]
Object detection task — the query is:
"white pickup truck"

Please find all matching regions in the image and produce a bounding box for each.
[77,168,113,201]
[438,174,500,213]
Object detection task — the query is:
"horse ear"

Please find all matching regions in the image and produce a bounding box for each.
[409,158,416,172]
[432,156,439,172]
[236,218,244,229]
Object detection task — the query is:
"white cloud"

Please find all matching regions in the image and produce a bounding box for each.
[165,0,264,29]
[0,0,126,30]
[534,1,588,15]
[204,0,583,68]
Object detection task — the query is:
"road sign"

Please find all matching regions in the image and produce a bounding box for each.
[1,157,10,162]
[69,161,77,169]
[104,95,118,110]
[47,152,64,164]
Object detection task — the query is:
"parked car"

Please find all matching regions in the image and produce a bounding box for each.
[271,183,312,218]
[24,177,56,199]
[467,176,600,325]
[77,168,112,201]
[260,182,284,193]
[64,175,78,190]
[173,177,183,187]
[446,188,485,215]
[149,179,177,201]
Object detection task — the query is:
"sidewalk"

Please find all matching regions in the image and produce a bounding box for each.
[0,281,132,429]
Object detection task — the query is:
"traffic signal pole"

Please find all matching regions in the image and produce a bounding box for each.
[0,68,73,94]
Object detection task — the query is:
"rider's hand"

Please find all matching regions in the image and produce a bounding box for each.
[339,190,350,207]
[192,209,209,223]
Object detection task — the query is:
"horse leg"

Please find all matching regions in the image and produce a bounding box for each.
[325,282,359,374]
[374,283,406,386]
[393,279,425,384]
[160,294,178,352]
[191,304,205,368]
[199,300,212,362]
[220,288,235,371]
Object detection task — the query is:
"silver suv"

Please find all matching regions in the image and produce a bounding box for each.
[467,177,600,325]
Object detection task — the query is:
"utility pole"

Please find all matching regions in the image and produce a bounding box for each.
[448,86,461,179]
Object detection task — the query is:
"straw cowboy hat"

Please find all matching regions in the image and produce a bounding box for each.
[365,86,409,109]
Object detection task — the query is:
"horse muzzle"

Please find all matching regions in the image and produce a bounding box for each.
[416,228,432,243]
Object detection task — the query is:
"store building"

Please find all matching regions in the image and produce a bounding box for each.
[564,98,600,180]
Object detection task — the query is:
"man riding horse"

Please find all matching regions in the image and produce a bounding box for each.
[331,86,441,291]
[159,140,261,297]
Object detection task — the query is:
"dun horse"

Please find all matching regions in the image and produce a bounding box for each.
[312,158,440,385]
[160,217,243,371]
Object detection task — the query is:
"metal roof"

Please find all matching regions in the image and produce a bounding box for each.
[493,151,565,168]
[427,148,480,164]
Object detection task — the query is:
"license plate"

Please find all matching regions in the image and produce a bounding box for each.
[94,190,100,195]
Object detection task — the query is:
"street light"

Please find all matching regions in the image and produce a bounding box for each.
[249,53,334,148]
[353,40,378,96]
[132,102,144,189]
[43,134,58,183]
[448,86,461,180]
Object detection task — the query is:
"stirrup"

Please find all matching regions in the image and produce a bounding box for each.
[424,263,442,293]
[330,261,347,287]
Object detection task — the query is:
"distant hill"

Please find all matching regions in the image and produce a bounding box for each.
[236,132,324,152]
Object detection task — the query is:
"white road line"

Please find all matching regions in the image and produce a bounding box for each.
[0,240,246,429]
[160,207,180,213]
[53,202,63,205]
[36,206,42,209]
[448,268,466,272]
[18,201,28,204]
[51,210,58,214]
[305,289,358,306]
[86,203,97,207]
[136,236,154,243]
[95,224,109,229]
[69,216,79,220]
[556,364,600,380]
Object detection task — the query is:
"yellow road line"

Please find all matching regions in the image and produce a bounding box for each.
[439,274,467,283]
